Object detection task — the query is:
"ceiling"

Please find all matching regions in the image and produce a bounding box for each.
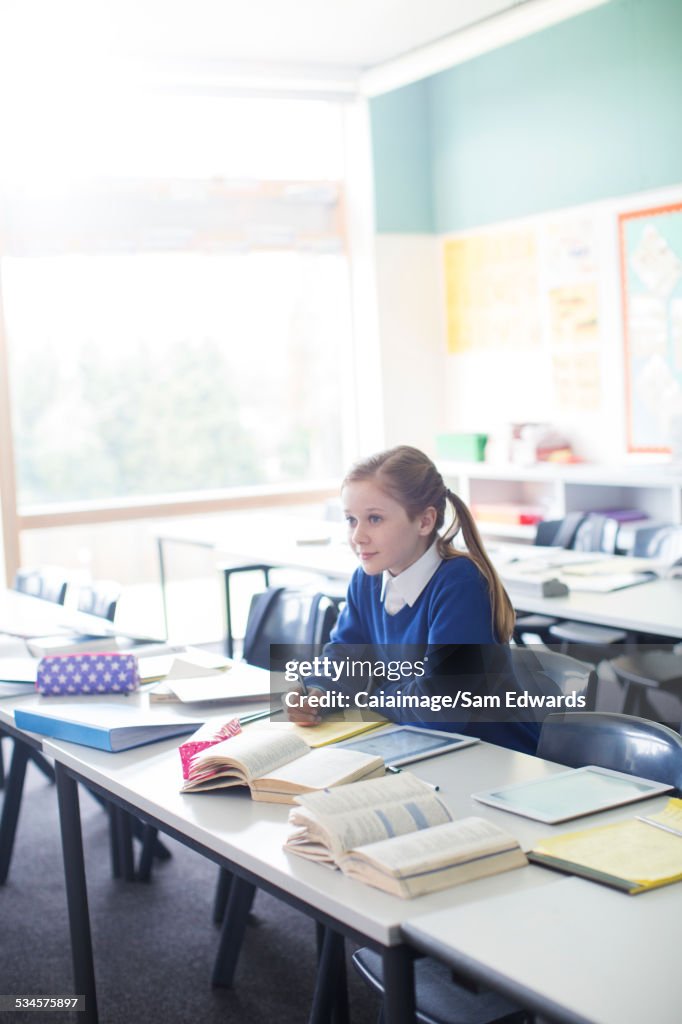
[1,0,607,96]
[3,1,521,72]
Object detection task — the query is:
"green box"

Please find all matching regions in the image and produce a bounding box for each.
[435,433,488,462]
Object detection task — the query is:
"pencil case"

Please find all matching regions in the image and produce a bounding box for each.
[35,652,140,696]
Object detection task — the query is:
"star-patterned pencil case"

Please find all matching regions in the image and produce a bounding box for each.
[35,652,140,696]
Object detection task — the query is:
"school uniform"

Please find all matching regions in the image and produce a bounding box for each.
[323,543,541,755]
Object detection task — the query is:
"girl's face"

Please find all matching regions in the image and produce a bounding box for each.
[341,478,436,576]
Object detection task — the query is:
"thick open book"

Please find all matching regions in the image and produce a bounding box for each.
[180,727,384,803]
[284,773,527,898]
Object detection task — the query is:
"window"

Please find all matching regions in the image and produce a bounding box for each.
[1,94,354,508]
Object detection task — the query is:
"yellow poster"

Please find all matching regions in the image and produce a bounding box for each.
[444,229,541,353]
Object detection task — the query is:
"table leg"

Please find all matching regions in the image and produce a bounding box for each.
[115,807,135,882]
[0,738,30,884]
[309,926,348,1024]
[157,537,169,640]
[382,946,416,1024]
[211,876,256,987]
[55,763,98,1024]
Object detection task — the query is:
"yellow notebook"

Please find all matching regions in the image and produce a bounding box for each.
[249,716,387,748]
[529,798,682,894]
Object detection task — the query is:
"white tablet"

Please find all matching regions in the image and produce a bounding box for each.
[339,725,478,767]
[474,765,673,824]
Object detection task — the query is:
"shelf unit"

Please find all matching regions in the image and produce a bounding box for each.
[440,461,682,543]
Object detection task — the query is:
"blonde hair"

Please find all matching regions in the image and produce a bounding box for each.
[343,445,515,642]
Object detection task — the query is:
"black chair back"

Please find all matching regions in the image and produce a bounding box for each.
[77,582,121,622]
[13,568,69,605]
[537,711,682,791]
[242,587,339,670]
[511,647,597,711]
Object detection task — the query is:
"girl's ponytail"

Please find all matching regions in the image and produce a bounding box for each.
[439,487,515,642]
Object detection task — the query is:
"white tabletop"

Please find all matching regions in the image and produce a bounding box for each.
[30,713,669,947]
[0,588,162,642]
[404,874,680,1024]
[156,516,682,637]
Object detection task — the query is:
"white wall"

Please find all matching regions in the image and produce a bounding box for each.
[374,233,446,455]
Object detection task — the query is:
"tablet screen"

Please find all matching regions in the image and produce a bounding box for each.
[475,767,672,823]
[341,727,475,766]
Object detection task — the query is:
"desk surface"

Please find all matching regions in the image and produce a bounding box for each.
[0,588,161,643]
[21,699,667,947]
[404,874,679,1024]
[157,516,682,638]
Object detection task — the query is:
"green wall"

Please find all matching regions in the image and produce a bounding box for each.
[370,0,682,233]
[369,79,434,233]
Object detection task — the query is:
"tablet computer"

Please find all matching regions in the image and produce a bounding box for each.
[339,725,478,767]
[473,765,673,824]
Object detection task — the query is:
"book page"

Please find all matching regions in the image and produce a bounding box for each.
[344,818,518,876]
[255,747,382,792]
[190,728,309,781]
[287,774,451,859]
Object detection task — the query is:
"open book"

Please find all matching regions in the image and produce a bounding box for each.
[284,773,526,898]
[180,727,384,803]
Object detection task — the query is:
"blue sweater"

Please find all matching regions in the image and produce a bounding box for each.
[323,557,540,755]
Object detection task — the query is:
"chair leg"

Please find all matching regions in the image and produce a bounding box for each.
[0,739,31,884]
[130,815,171,858]
[0,734,5,789]
[211,877,257,987]
[136,824,158,882]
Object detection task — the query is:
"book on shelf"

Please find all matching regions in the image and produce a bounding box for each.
[14,701,202,753]
[180,725,384,802]
[528,799,682,894]
[284,773,527,898]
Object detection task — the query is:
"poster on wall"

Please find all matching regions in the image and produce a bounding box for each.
[443,228,541,353]
[619,202,682,453]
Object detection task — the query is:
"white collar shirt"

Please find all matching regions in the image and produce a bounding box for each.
[380,541,442,616]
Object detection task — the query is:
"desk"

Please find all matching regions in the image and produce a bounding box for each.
[157,517,682,643]
[0,588,161,644]
[24,712,669,1024]
[404,875,679,1024]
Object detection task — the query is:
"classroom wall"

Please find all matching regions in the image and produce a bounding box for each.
[368,0,682,461]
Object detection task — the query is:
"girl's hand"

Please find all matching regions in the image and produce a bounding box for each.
[283,684,322,726]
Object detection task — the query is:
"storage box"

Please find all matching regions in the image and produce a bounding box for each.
[436,433,488,462]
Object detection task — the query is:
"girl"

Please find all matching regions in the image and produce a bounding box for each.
[290,445,540,755]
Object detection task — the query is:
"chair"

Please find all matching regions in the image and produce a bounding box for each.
[632,523,682,562]
[77,580,121,622]
[352,948,529,1024]
[512,515,586,645]
[13,567,69,605]
[242,586,339,669]
[536,711,682,791]
[510,647,597,710]
[609,650,682,722]
[211,586,340,988]
[514,513,629,651]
